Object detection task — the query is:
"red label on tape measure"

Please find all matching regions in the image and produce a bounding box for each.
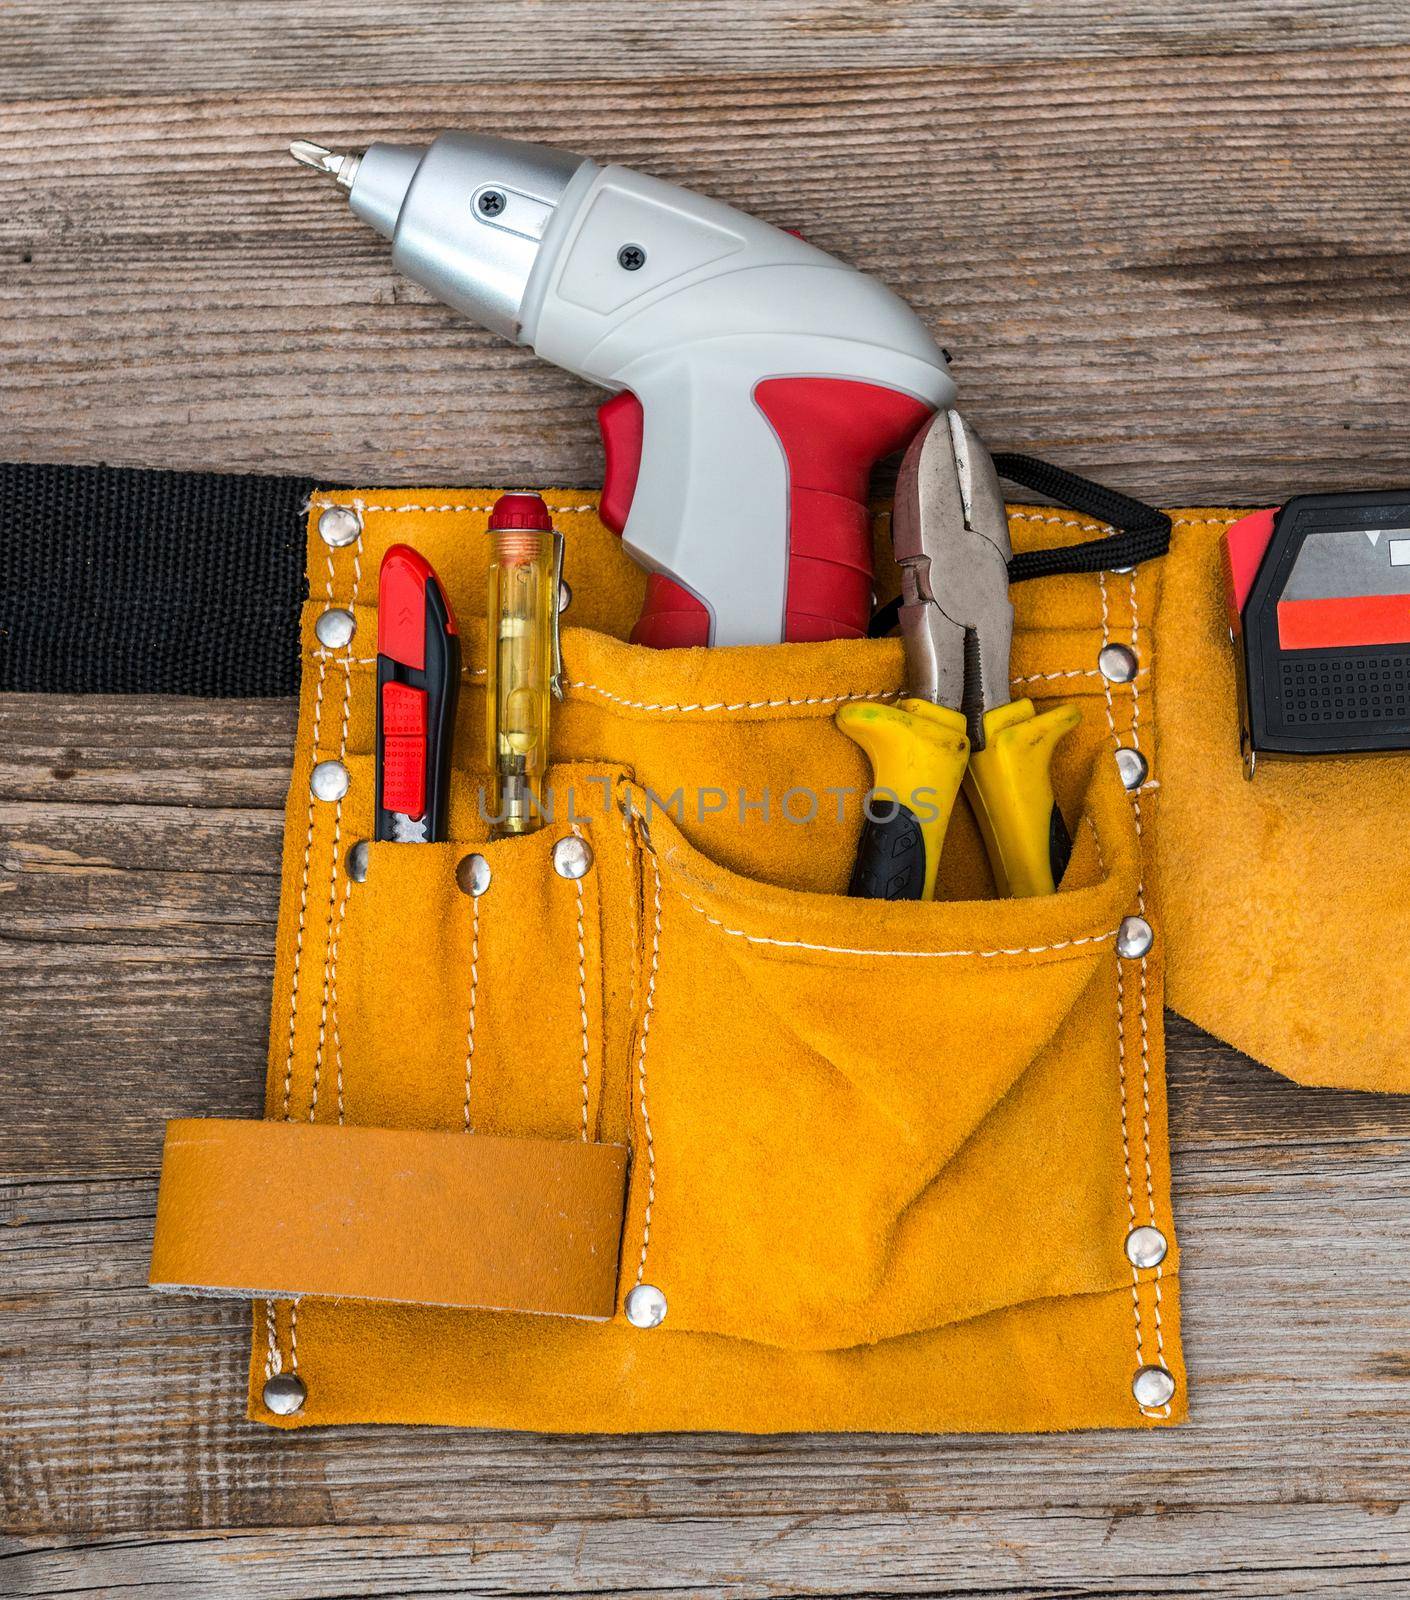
[1277,594,1410,650]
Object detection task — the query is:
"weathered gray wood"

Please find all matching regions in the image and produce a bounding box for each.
[5,2,1409,98]
[3,693,1410,1598]
[3,45,1410,499]
[4,1504,1410,1598]
[6,8,1410,1592]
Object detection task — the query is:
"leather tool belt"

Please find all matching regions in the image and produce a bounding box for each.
[10,465,1392,1432]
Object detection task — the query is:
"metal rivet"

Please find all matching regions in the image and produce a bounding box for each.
[347,840,370,883]
[262,1372,306,1415]
[456,853,491,897]
[558,579,573,613]
[553,835,594,880]
[1132,1364,1176,1408]
[317,505,362,548]
[1115,747,1148,791]
[1116,914,1153,959]
[617,243,646,271]
[1125,1224,1168,1269]
[310,760,349,802]
[625,1284,667,1328]
[1098,643,1138,683]
[315,607,356,648]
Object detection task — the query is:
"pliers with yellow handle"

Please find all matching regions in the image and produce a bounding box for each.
[837,410,1080,901]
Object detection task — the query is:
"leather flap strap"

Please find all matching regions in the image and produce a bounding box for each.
[149,1118,629,1321]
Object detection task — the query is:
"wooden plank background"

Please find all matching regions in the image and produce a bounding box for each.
[3,5,1410,1596]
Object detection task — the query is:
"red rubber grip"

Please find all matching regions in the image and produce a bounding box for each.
[599,379,934,648]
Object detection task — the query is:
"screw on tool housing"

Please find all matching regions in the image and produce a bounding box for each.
[478,189,506,216]
[286,127,956,645]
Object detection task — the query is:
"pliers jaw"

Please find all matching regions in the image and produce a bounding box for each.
[893,409,1014,749]
[840,406,1080,901]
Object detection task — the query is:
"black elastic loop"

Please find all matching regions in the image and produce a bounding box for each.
[868,454,1171,636]
[993,453,1171,584]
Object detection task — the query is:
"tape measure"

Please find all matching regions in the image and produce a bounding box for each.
[1225,489,1410,775]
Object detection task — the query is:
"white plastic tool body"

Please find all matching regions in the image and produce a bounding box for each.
[521,166,954,645]
[332,133,956,645]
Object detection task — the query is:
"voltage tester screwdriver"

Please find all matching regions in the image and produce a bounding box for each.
[292,133,953,649]
[484,492,564,837]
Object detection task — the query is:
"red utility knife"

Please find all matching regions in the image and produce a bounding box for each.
[375,545,459,842]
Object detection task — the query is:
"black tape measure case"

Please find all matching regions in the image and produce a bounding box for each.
[1225,490,1410,773]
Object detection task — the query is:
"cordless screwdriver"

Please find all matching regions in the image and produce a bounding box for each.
[291,133,955,648]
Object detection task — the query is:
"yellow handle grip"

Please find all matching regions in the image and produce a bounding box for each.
[835,698,970,901]
[964,699,1082,897]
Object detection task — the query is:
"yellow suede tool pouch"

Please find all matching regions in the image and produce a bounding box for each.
[1154,512,1410,1093]
[151,491,1186,1433]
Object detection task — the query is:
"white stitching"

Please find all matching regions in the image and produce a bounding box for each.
[1127,571,1144,755]
[310,655,1139,704]
[263,1301,280,1381]
[566,682,902,715]
[883,506,1121,539]
[1098,571,1119,748]
[280,657,327,1121]
[462,892,480,1132]
[310,495,1141,539]
[1013,513,1117,536]
[1127,568,1169,1414]
[310,876,352,1123]
[1117,923,1143,1344]
[1014,669,1100,684]
[267,536,336,1385]
[571,826,591,1142]
[1104,566,1171,1419]
[671,881,1116,961]
[633,825,662,1287]
[276,512,362,1386]
[307,788,344,1124]
[308,497,598,516]
[310,650,488,681]
[1104,570,1148,1401]
[620,793,641,1049]
[308,545,363,1123]
[330,884,350,1127]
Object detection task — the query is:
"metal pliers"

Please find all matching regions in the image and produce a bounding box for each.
[837,410,1079,900]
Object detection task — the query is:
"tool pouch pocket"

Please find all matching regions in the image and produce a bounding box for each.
[149,489,1185,1433]
[623,760,1147,1359]
[1154,514,1410,1093]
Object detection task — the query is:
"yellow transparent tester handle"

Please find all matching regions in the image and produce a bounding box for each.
[485,493,563,836]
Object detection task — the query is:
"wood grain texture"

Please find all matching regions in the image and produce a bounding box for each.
[6,7,1410,1594]
[2,693,1410,1597]
[6,2,1410,98]
[3,38,1410,500]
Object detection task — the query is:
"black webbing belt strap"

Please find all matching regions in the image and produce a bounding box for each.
[0,459,1170,697]
[0,462,316,697]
